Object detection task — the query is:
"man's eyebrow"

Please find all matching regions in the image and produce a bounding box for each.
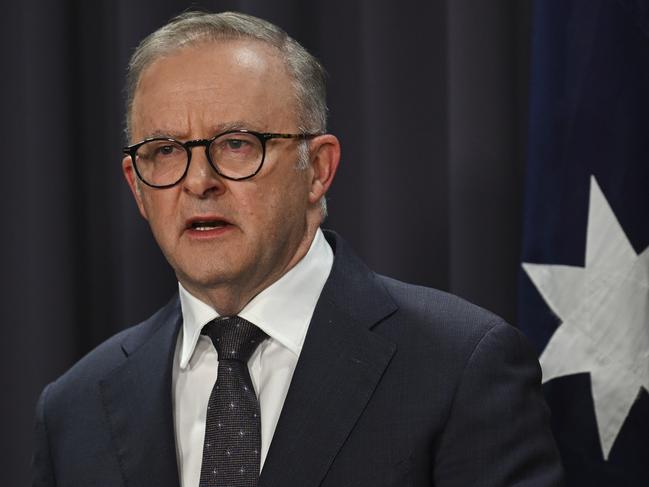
[137,129,184,140]
[140,121,260,141]
[211,120,260,133]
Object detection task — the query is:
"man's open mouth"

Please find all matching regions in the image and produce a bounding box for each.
[190,220,229,231]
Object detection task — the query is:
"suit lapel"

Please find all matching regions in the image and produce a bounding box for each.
[260,232,398,487]
[99,297,182,487]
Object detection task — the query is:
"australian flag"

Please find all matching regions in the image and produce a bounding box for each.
[517,1,649,485]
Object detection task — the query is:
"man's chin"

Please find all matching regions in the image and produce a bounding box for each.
[176,267,233,291]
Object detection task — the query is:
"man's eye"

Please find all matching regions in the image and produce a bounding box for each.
[225,139,248,150]
[156,144,179,156]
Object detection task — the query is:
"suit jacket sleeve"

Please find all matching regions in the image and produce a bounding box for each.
[433,320,564,486]
[33,383,57,487]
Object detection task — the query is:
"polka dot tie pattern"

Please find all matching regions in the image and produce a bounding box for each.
[199,316,268,487]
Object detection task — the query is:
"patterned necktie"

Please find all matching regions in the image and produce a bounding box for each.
[199,316,268,487]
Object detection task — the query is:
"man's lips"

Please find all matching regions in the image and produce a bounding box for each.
[184,216,234,235]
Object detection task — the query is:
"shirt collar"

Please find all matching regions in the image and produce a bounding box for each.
[178,228,333,369]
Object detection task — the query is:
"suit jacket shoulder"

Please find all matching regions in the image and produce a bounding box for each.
[44,296,180,404]
[377,273,505,344]
[33,296,182,487]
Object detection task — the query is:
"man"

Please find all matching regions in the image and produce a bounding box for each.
[33,11,564,487]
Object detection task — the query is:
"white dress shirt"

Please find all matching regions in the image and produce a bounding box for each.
[172,229,333,487]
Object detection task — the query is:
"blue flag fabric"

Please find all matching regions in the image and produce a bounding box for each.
[518,1,649,485]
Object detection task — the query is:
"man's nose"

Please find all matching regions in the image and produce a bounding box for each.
[182,147,225,197]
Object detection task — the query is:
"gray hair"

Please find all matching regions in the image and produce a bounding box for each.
[124,11,328,139]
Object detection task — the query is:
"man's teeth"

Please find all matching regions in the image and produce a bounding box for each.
[192,221,226,230]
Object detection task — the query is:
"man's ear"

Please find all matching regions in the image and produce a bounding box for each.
[122,155,149,220]
[307,134,341,206]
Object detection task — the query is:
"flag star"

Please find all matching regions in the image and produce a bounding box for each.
[523,176,649,460]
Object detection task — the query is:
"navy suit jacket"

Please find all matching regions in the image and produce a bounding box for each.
[33,231,564,486]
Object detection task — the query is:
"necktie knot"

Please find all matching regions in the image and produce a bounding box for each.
[202,316,268,362]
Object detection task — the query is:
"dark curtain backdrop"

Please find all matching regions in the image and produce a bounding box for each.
[1,1,531,484]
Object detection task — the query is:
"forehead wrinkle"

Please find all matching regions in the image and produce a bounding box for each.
[135,112,192,141]
[135,94,270,141]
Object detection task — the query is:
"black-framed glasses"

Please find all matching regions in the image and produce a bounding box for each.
[122,129,320,188]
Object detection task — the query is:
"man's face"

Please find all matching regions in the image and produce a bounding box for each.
[123,40,333,313]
